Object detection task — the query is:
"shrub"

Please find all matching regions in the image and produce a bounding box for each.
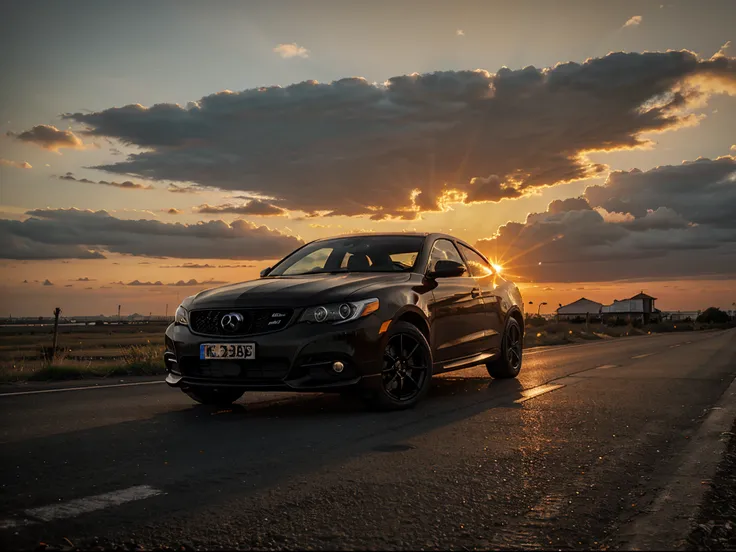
[697,307,730,324]
[526,315,547,327]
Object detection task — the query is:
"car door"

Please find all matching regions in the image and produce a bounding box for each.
[426,239,490,364]
[457,242,504,349]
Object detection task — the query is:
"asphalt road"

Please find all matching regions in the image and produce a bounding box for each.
[1,330,735,550]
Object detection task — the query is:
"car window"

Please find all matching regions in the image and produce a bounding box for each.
[389,252,418,269]
[428,239,468,276]
[269,235,424,275]
[458,244,493,278]
[281,247,333,275]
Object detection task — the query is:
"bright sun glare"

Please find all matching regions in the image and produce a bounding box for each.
[492,263,503,274]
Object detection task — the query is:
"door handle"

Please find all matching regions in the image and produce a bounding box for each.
[471,288,481,298]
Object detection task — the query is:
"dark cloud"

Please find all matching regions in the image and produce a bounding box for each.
[167,208,183,215]
[52,50,736,218]
[195,200,287,216]
[167,184,200,194]
[113,279,228,286]
[160,263,215,269]
[42,279,53,286]
[8,125,85,152]
[71,277,96,282]
[476,156,736,282]
[0,208,302,260]
[59,172,153,190]
[585,156,736,228]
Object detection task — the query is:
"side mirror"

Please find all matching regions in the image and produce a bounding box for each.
[428,260,466,279]
[260,267,272,278]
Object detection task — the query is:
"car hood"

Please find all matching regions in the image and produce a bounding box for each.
[189,273,412,309]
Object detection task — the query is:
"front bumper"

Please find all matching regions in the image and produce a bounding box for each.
[163,316,385,392]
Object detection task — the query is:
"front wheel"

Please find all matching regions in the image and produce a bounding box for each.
[365,321,433,411]
[183,387,244,406]
[486,316,523,379]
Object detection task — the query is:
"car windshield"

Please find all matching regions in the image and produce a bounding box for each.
[268,235,424,276]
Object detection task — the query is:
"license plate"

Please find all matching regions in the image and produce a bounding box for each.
[200,343,255,360]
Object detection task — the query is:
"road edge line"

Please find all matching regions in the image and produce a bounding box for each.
[621,372,736,551]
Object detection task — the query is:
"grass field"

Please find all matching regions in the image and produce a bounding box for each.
[0,318,730,382]
[0,323,168,382]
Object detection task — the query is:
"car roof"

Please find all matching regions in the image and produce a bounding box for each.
[311,231,462,243]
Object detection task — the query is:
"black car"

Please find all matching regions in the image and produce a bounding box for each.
[164,233,525,410]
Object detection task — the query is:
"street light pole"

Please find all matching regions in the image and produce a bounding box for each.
[537,302,547,316]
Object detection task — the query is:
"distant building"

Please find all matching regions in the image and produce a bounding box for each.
[600,292,660,324]
[557,298,602,320]
[665,310,700,322]
[557,291,662,323]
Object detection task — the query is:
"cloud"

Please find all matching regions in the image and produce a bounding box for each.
[731,144,736,151]
[72,277,96,282]
[167,208,183,215]
[55,51,736,219]
[59,172,153,190]
[0,159,32,169]
[167,184,200,194]
[456,29,465,36]
[476,156,736,282]
[8,125,86,152]
[0,208,303,260]
[623,15,643,28]
[42,279,53,286]
[160,263,215,269]
[195,200,287,216]
[273,43,309,59]
[113,278,228,286]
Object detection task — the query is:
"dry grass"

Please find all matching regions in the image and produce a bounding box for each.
[0,324,167,382]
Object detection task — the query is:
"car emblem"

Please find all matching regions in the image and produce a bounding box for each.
[220,312,244,332]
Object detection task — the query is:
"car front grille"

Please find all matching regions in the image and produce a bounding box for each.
[189,308,294,336]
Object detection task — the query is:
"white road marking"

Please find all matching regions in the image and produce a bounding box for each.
[631,353,654,359]
[1,485,163,530]
[514,384,564,404]
[670,344,682,348]
[0,380,164,398]
[595,364,618,370]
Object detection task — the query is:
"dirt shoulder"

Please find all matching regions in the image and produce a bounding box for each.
[687,418,736,550]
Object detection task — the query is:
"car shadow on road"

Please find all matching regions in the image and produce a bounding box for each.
[0,373,526,546]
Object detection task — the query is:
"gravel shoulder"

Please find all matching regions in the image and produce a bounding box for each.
[687,418,736,551]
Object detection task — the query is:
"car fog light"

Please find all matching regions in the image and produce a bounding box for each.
[332,361,345,373]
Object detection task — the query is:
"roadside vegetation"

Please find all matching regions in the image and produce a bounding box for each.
[0,323,167,383]
[523,311,734,348]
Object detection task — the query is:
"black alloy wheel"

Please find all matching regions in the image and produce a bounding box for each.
[486,316,523,379]
[369,321,433,410]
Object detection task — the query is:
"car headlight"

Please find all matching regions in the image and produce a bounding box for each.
[299,298,379,325]
[174,305,189,326]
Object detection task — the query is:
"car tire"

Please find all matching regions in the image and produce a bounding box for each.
[486,316,523,379]
[183,387,244,406]
[366,320,433,411]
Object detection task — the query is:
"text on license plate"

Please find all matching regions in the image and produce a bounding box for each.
[200,343,255,360]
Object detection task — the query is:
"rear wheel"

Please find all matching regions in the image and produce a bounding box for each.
[366,321,433,411]
[183,387,244,406]
[486,316,523,379]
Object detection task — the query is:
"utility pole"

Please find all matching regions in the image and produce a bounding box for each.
[52,307,61,361]
[117,304,121,321]
[165,303,168,319]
